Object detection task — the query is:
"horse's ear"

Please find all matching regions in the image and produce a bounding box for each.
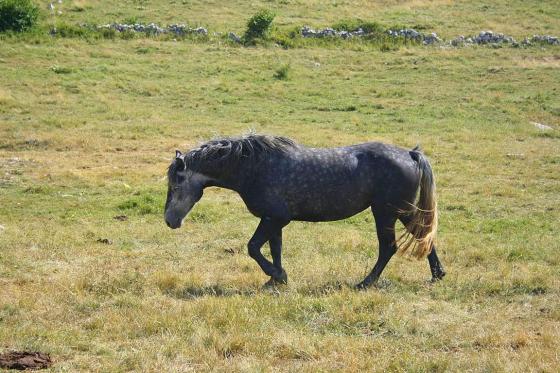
[174,150,186,170]
[175,150,187,170]
[175,156,186,171]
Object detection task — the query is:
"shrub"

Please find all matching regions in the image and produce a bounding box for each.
[243,9,275,42]
[0,0,39,32]
[52,22,90,38]
[273,64,290,80]
[273,33,295,49]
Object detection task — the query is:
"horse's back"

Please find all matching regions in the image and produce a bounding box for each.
[240,142,419,221]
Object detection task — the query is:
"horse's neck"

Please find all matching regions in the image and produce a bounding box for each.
[201,163,245,192]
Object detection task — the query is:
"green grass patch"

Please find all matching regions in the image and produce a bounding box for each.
[117,192,163,215]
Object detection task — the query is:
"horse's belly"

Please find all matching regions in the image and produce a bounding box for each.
[293,205,369,222]
[287,185,372,222]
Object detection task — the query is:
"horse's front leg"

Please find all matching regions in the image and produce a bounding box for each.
[248,217,288,285]
[266,227,287,286]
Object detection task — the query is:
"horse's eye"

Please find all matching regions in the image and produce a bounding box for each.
[173,186,181,191]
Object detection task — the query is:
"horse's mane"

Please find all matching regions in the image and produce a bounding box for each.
[171,134,298,176]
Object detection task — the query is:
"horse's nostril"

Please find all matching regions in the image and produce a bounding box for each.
[165,220,171,228]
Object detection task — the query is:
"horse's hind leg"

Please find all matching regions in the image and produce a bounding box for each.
[356,209,397,289]
[399,215,445,281]
[427,247,446,281]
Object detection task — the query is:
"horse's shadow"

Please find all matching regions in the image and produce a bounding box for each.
[165,285,256,299]
[164,279,394,300]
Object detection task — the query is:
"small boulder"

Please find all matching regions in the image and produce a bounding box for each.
[532,122,553,131]
[228,32,241,43]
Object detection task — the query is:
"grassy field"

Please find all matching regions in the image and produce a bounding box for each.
[1,0,559,371]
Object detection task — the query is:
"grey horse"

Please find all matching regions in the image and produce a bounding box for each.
[164,134,445,288]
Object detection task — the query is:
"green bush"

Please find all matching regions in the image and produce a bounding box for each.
[272,33,295,49]
[52,22,90,38]
[243,9,275,42]
[273,64,290,80]
[0,0,39,32]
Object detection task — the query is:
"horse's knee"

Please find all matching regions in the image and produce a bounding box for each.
[247,240,260,259]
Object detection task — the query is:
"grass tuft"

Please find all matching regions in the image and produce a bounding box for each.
[273,64,290,80]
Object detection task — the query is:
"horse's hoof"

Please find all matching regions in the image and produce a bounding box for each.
[263,278,286,288]
[264,270,287,287]
[355,281,370,290]
[430,270,446,282]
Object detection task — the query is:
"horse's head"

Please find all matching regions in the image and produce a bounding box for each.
[164,150,206,229]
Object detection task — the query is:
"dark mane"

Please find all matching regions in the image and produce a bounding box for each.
[170,135,298,177]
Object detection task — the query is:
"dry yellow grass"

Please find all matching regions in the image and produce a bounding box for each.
[1,1,559,371]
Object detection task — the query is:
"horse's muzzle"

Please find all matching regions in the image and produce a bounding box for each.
[165,217,182,229]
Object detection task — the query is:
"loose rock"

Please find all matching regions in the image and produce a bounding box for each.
[451,35,466,46]
[301,26,366,39]
[451,30,517,46]
[228,32,242,43]
[532,122,553,131]
[526,35,559,45]
[91,23,207,36]
[473,30,516,44]
[423,32,442,45]
[387,28,422,40]
[386,29,442,44]
[64,22,560,49]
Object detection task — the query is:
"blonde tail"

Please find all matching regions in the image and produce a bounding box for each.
[397,147,438,259]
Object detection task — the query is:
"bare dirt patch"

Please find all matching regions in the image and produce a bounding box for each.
[0,351,52,370]
[515,55,560,68]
